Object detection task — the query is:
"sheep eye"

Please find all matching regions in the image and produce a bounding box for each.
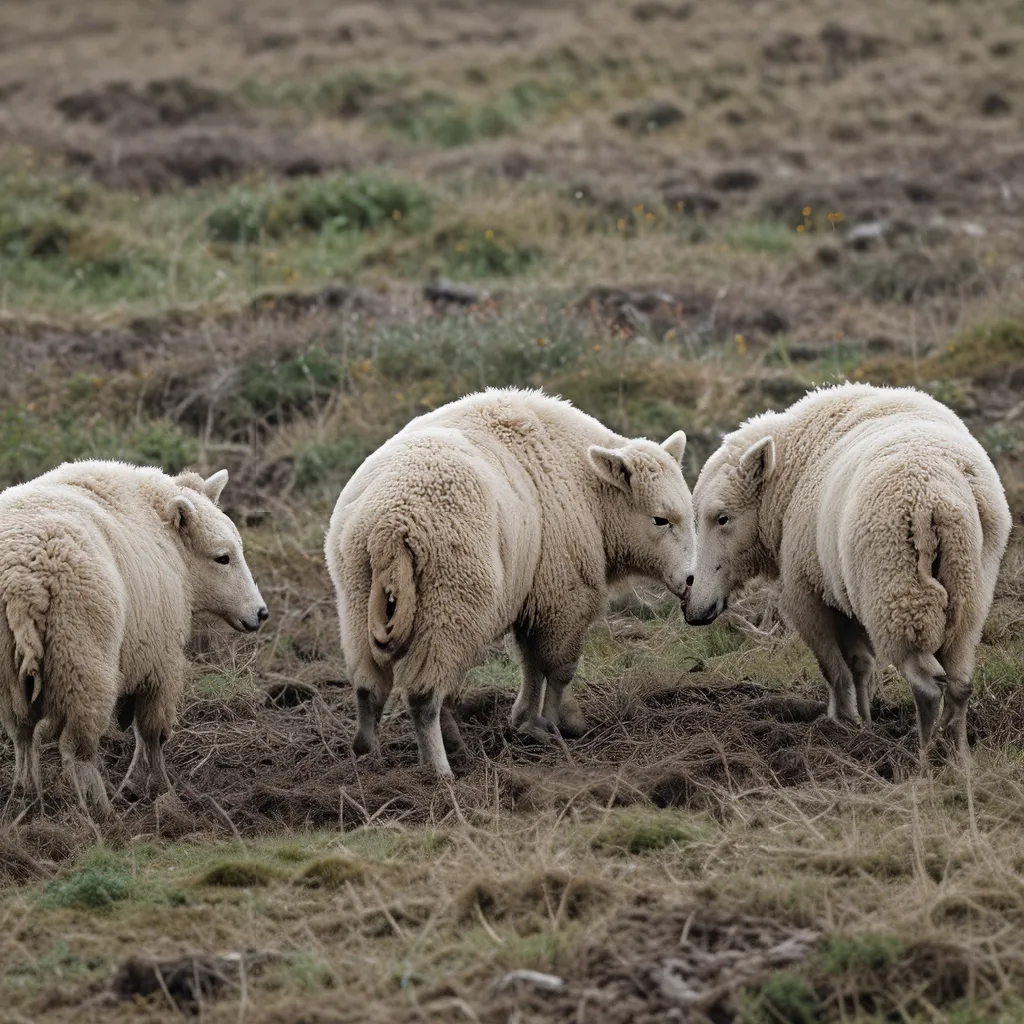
[717,514,730,527]
[652,516,670,527]
[215,554,231,565]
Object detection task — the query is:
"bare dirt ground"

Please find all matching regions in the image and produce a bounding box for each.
[1,1,1023,1021]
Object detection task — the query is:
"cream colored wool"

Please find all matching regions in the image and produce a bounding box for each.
[325,387,695,776]
[687,382,1012,755]
[0,461,267,815]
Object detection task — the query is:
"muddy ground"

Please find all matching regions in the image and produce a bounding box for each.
[1,0,1024,1021]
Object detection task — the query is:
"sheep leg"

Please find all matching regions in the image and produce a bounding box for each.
[10,723,34,793]
[901,653,945,756]
[509,656,558,742]
[114,729,145,800]
[542,661,588,738]
[781,584,860,724]
[407,691,452,777]
[132,665,182,799]
[835,616,877,725]
[351,662,393,757]
[59,732,112,820]
[937,635,977,763]
[439,700,465,756]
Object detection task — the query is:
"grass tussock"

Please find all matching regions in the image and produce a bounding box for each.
[201,860,281,888]
[296,856,366,889]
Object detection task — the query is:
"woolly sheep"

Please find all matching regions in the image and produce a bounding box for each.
[325,387,696,777]
[0,461,268,815]
[685,382,1011,757]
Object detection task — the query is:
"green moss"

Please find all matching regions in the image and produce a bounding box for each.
[201,860,280,887]
[592,809,710,855]
[296,856,366,889]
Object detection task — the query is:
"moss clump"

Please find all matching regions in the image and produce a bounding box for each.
[296,855,366,889]
[201,860,279,887]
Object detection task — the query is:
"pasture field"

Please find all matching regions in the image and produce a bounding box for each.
[1,0,1023,1020]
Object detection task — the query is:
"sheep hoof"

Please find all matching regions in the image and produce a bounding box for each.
[351,732,374,757]
[517,714,560,745]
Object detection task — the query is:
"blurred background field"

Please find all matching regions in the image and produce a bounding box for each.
[1,1,1023,1021]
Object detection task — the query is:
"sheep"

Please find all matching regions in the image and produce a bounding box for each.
[0,461,268,816]
[325,387,695,777]
[684,382,1012,758]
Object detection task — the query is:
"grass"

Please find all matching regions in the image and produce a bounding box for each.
[1,0,1024,1019]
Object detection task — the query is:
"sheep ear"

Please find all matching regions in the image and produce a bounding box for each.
[661,431,687,466]
[587,445,632,495]
[739,436,775,483]
[169,495,197,533]
[204,469,229,505]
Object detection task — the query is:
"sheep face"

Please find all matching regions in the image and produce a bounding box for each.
[168,470,269,633]
[588,431,695,599]
[685,436,774,625]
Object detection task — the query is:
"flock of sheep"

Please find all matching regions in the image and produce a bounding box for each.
[0,381,1012,815]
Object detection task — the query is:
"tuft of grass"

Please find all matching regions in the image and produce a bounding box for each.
[725,221,795,255]
[296,856,366,889]
[293,435,376,492]
[744,971,821,1024]
[240,350,343,419]
[201,860,280,887]
[39,865,131,911]
[591,808,710,855]
[818,933,904,975]
[206,173,431,244]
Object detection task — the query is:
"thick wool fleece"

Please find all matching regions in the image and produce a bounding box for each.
[325,387,695,776]
[690,382,1011,753]
[0,460,266,815]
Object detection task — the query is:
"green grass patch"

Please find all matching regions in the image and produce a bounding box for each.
[743,971,821,1024]
[206,173,431,244]
[296,855,366,889]
[240,349,344,418]
[201,860,281,887]
[818,933,904,974]
[0,406,196,488]
[725,221,795,255]
[293,435,377,492]
[591,808,711,855]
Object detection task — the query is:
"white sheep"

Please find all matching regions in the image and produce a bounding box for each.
[0,461,268,815]
[685,382,1012,757]
[325,387,695,776]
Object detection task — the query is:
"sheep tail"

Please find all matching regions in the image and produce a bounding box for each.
[908,505,951,650]
[5,597,45,716]
[367,534,416,664]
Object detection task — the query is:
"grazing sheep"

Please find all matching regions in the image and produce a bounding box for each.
[325,388,695,777]
[685,382,1012,757]
[0,461,268,815]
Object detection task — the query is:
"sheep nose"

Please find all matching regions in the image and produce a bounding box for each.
[257,605,269,622]
[686,575,694,587]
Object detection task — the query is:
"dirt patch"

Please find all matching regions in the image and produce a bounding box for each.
[56,77,238,134]
[63,126,360,191]
[0,671,934,879]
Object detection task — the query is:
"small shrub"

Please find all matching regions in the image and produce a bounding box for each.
[296,856,366,889]
[746,971,821,1024]
[293,436,375,490]
[205,174,430,243]
[241,350,343,418]
[40,866,131,910]
[446,227,540,277]
[201,861,279,887]
[819,934,903,975]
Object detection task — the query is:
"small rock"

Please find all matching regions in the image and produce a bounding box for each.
[845,221,889,251]
[815,245,841,266]
[961,221,987,238]
[496,970,566,993]
[710,168,762,192]
[612,100,685,133]
[980,91,1012,116]
[424,280,482,305]
[903,181,936,204]
[632,1,692,21]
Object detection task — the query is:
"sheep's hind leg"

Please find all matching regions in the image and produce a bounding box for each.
[542,660,588,739]
[59,732,112,820]
[509,654,557,742]
[937,634,978,764]
[439,700,465,757]
[836,616,876,725]
[783,585,860,725]
[351,661,393,757]
[407,691,452,777]
[901,652,946,759]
